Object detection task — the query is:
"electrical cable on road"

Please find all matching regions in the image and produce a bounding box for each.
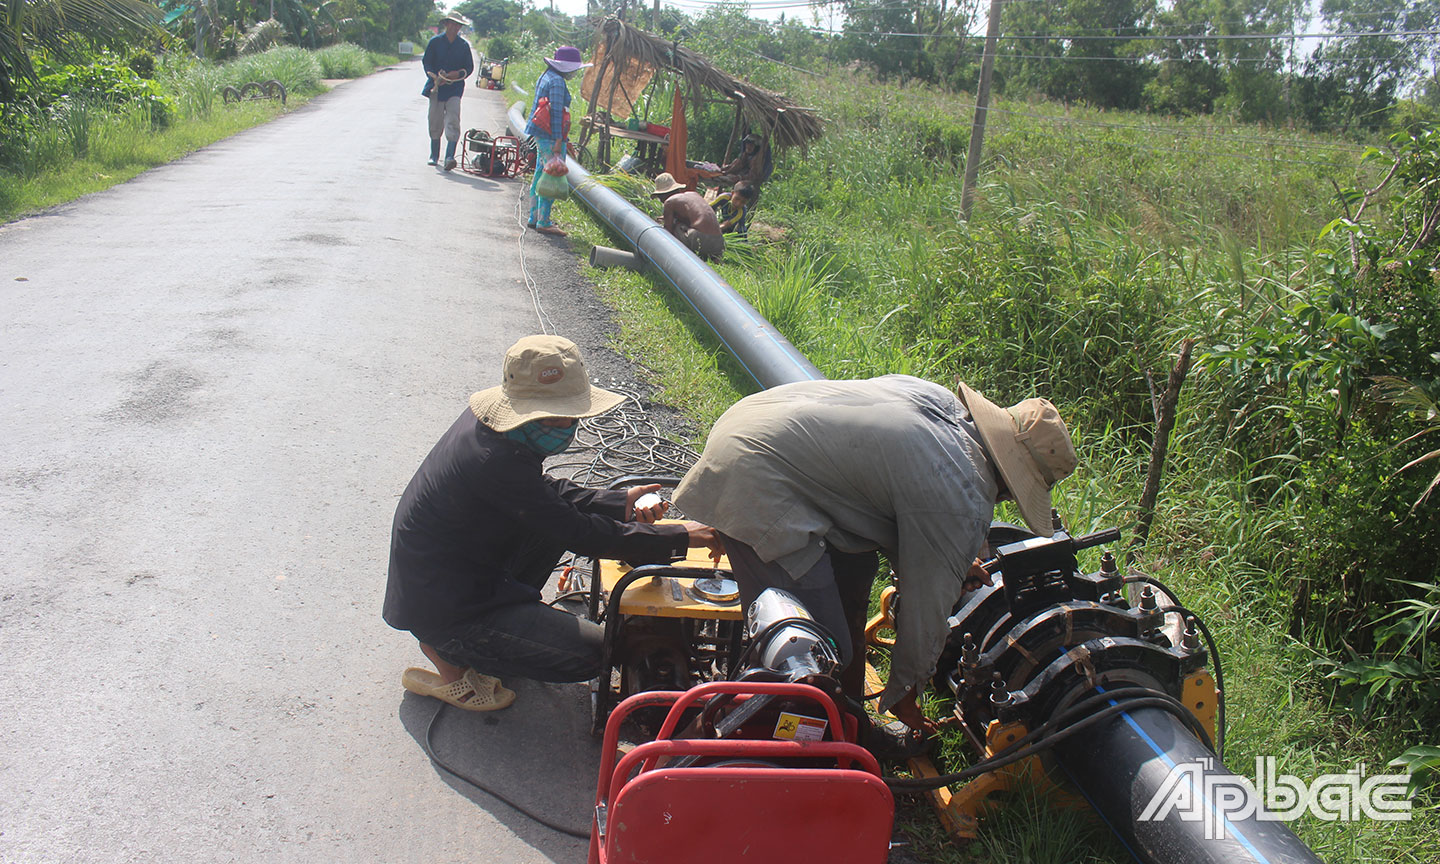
[423,702,593,838]
[513,146,557,335]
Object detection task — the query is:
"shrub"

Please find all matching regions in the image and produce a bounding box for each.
[31,57,176,127]
[217,46,322,95]
[316,43,372,79]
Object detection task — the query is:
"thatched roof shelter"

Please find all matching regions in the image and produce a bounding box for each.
[584,17,823,151]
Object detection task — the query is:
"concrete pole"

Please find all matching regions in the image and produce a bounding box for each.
[960,0,1003,221]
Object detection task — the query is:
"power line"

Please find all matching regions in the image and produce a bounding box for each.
[803,24,1440,41]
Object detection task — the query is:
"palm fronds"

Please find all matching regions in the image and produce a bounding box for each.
[590,17,822,151]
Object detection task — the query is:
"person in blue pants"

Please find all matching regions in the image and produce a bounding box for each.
[524,46,590,236]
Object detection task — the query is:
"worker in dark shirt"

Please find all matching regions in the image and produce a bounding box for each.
[385,335,722,711]
[421,11,475,170]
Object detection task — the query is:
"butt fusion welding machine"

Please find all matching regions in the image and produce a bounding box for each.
[583,479,1322,864]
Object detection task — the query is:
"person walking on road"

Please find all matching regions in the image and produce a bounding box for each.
[524,46,590,236]
[422,11,474,171]
[384,335,722,712]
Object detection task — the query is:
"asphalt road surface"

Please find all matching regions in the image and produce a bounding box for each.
[0,61,654,863]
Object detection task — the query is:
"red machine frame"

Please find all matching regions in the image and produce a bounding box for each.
[460,133,523,178]
[589,681,894,864]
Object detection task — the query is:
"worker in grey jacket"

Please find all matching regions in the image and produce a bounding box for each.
[674,375,1076,753]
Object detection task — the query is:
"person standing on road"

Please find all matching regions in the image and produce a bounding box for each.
[384,335,723,712]
[524,46,590,236]
[422,11,474,171]
[652,172,725,261]
[673,376,1076,757]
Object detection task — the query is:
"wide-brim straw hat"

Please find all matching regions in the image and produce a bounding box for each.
[544,45,592,74]
[957,382,1078,536]
[652,172,684,196]
[469,335,624,432]
[439,10,469,26]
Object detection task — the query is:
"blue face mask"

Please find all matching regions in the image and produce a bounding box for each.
[506,420,577,456]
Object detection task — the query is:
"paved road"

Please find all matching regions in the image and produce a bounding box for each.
[0,61,632,863]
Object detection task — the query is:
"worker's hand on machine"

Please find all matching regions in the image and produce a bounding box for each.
[682,521,725,562]
[625,484,670,523]
[961,557,993,593]
[890,688,940,737]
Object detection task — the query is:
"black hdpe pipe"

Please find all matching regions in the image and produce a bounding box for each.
[1054,704,1323,864]
[507,102,824,390]
[505,102,1324,864]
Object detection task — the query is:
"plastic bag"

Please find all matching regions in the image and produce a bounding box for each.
[536,168,569,200]
[543,155,569,177]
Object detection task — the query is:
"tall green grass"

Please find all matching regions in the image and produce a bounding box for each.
[315,43,383,79]
[2,44,393,222]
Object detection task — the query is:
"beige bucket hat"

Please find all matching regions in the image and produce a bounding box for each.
[651,172,684,197]
[469,335,625,432]
[957,382,1078,536]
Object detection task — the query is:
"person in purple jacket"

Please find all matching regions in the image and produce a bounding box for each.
[524,46,590,235]
[384,335,722,711]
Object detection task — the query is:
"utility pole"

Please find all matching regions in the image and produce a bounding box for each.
[960,0,1003,221]
[653,0,660,31]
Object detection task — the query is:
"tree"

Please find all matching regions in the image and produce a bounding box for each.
[1,0,162,100]
[454,0,519,37]
[1002,0,1154,109]
[1296,0,1438,133]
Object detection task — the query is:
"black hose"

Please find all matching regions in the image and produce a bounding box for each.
[885,689,1210,792]
[422,703,592,839]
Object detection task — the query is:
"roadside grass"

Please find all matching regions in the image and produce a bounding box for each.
[0,100,283,218]
[517,45,1437,861]
[1,45,397,223]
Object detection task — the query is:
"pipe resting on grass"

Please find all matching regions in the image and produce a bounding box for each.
[508,102,823,390]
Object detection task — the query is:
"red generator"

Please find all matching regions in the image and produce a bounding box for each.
[461,130,522,178]
[589,681,895,864]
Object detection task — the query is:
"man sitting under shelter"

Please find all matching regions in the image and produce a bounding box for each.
[653,172,725,262]
[384,335,722,711]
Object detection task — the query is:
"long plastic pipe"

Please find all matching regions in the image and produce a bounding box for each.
[508,102,824,390]
[1055,706,1324,864]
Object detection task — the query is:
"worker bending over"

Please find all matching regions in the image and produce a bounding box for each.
[652,172,725,261]
[385,335,722,711]
[675,375,1076,755]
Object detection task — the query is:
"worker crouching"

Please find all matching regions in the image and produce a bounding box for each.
[652,172,725,262]
[384,335,722,711]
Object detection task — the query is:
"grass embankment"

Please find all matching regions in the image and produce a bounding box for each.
[523,48,1438,864]
[0,44,396,223]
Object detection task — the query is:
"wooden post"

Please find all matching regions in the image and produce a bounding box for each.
[960,0,1003,221]
[653,0,660,31]
[1131,338,1196,555]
